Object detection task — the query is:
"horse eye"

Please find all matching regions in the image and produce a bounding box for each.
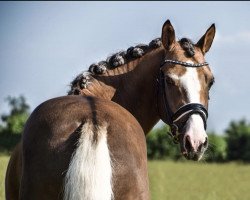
[165,76,175,85]
[208,77,215,90]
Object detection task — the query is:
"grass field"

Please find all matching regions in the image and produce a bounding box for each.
[0,155,8,200]
[148,161,250,200]
[1,156,250,200]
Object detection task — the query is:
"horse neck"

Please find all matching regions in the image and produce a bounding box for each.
[83,47,166,133]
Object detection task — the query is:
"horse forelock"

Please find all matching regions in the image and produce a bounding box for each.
[179,38,195,57]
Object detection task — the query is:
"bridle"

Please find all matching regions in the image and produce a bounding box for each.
[158,59,209,143]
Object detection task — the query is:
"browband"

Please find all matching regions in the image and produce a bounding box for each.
[163,59,209,68]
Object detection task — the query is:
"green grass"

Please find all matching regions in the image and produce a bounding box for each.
[148,161,250,200]
[0,156,250,200]
[0,155,9,200]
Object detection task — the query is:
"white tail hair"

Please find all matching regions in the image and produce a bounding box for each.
[64,122,113,200]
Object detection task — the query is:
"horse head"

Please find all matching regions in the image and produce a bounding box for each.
[158,20,215,160]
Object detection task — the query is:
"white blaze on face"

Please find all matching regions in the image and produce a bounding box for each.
[179,61,207,151]
[180,66,201,103]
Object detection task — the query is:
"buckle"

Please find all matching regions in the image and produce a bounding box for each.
[168,124,179,144]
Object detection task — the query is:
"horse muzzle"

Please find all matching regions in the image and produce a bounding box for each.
[179,114,209,161]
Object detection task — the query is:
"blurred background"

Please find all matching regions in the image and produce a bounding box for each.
[1,2,250,200]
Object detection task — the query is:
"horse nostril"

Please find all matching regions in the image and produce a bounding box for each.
[198,143,203,152]
[184,135,193,152]
[198,137,208,151]
[203,137,208,148]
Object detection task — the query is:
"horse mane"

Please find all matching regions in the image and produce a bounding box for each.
[88,38,162,75]
[68,37,193,95]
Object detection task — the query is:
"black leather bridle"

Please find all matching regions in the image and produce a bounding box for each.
[158,59,209,143]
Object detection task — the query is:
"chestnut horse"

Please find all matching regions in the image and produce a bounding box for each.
[5,20,215,200]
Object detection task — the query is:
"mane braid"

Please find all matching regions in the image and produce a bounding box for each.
[89,38,161,74]
[68,38,162,95]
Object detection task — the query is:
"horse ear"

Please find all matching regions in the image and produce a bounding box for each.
[196,24,216,54]
[161,20,176,50]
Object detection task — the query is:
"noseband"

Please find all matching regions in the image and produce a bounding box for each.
[158,59,209,143]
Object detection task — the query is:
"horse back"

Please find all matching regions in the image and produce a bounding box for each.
[20,95,149,200]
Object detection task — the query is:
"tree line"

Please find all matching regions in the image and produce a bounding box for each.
[147,119,250,162]
[0,95,29,152]
[1,96,250,162]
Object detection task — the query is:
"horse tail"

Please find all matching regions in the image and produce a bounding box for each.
[63,122,113,200]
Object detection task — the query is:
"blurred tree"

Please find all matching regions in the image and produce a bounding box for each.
[0,95,30,151]
[225,119,250,162]
[206,133,227,162]
[1,95,30,134]
[146,125,182,160]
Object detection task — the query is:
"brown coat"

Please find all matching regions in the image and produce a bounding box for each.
[19,96,149,199]
[5,19,216,199]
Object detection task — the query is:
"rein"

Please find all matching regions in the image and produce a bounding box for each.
[158,59,209,143]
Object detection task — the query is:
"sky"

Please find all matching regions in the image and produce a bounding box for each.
[0,1,250,133]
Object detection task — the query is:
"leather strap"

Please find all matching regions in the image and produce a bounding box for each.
[158,59,209,143]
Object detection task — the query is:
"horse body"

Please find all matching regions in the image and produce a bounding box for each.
[6,20,216,199]
[6,42,164,200]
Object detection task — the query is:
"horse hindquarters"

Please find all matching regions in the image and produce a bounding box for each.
[6,129,150,200]
[19,96,149,200]
[108,121,149,200]
[64,121,150,200]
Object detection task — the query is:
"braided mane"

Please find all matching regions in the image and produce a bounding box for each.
[68,38,162,95]
[88,38,162,75]
[68,37,194,95]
